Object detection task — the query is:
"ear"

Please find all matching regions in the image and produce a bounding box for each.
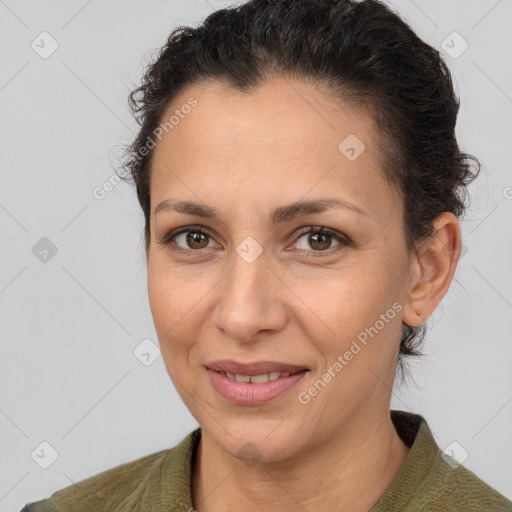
[402,212,462,327]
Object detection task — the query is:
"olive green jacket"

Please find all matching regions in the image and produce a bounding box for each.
[21,410,512,511]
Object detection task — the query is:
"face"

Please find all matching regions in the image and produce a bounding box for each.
[147,76,414,463]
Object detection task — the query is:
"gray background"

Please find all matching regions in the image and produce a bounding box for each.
[1,0,511,509]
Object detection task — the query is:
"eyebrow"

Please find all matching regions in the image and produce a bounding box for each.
[154,197,368,225]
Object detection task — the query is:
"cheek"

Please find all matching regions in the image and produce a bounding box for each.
[295,274,402,411]
[147,279,193,383]
[294,263,401,370]
[148,254,201,329]
[296,264,388,330]
[147,256,215,364]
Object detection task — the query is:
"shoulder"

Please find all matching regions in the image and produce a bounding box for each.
[413,453,512,511]
[20,447,174,512]
[377,411,512,512]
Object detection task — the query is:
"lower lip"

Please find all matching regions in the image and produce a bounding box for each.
[207,368,308,405]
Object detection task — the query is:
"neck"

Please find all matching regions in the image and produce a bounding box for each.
[191,410,411,512]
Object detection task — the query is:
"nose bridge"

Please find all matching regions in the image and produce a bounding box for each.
[229,239,267,297]
[226,242,269,313]
[213,241,286,341]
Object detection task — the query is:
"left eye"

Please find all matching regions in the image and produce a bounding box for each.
[292,227,349,253]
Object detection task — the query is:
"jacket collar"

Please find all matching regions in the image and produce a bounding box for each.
[152,409,438,511]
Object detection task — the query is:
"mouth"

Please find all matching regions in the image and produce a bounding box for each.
[205,360,310,405]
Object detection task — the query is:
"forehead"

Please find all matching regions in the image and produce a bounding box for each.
[153,76,378,155]
[150,76,397,218]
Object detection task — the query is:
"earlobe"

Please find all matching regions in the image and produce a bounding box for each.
[402,306,424,327]
[402,212,461,327]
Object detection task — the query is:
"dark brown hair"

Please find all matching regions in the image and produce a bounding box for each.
[120,0,480,385]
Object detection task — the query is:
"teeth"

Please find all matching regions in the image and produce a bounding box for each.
[223,371,294,383]
[250,373,269,383]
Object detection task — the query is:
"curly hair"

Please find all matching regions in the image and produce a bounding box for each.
[119,0,480,385]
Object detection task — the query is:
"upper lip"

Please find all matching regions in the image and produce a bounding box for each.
[206,360,309,376]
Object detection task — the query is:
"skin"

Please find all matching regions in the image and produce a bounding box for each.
[147,76,461,511]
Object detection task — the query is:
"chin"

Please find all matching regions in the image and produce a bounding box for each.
[205,418,305,465]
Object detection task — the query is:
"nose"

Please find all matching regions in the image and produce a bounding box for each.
[212,248,288,343]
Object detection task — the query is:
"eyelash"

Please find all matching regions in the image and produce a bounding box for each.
[157,225,351,258]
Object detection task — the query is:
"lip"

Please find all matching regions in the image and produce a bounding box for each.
[206,359,309,376]
[206,366,309,406]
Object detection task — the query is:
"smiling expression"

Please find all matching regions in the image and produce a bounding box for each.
[147,75,415,461]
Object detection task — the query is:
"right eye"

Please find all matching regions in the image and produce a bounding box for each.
[157,225,219,256]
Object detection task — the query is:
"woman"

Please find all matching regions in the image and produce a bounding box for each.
[22,0,512,510]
